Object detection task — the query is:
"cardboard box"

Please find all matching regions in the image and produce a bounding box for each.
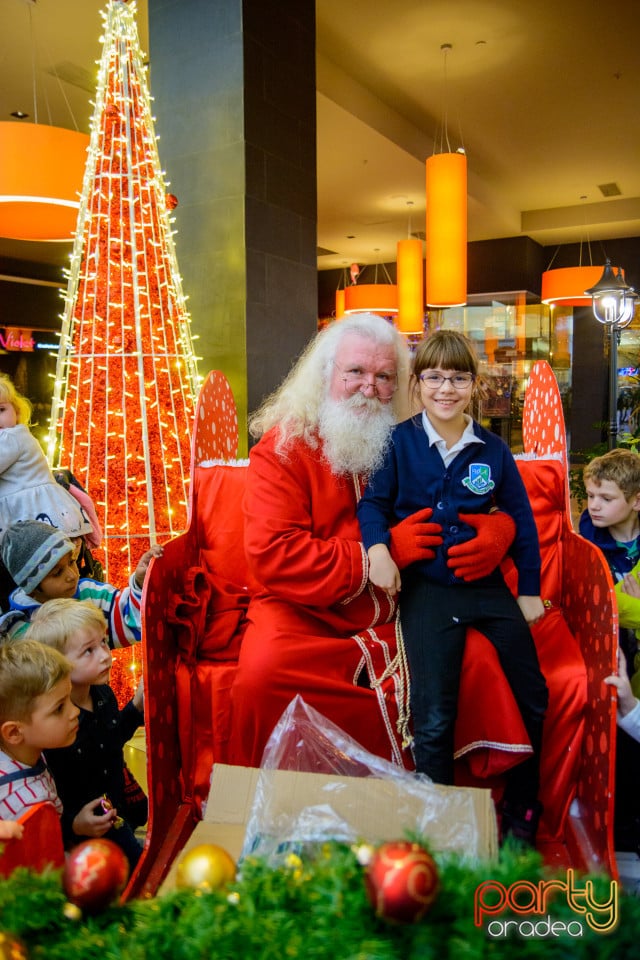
[159,764,497,893]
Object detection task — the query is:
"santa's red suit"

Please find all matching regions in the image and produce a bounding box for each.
[228,428,534,777]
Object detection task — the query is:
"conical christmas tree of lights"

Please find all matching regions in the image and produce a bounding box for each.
[48,0,200,586]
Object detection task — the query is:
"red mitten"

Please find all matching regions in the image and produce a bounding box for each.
[389,507,443,569]
[446,511,516,581]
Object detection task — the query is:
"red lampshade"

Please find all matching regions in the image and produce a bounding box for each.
[0,122,89,241]
[541,265,613,307]
[425,152,467,307]
[335,288,346,320]
[344,283,398,316]
[396,238,424,334]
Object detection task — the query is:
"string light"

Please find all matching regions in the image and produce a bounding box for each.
[47,0,201,585]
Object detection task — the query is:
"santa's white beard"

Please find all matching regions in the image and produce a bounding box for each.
[318,392,396,476]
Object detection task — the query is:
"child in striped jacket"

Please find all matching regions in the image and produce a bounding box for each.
[0,520,161,646]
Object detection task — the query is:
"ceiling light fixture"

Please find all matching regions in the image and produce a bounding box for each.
[541,264,613,308]
[343,252,398,316]
[335,266,348,320]
[396,201,424,334]
[425,43,467,308]
[540,200,618,308]
[0,123,90,241]
[0,1,89,242]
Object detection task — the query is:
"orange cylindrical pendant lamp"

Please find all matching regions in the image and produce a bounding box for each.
[541,265,612,307]
[0,122,89,241]
[335,288,346,320]
[344,283,398,316]
[396,238,424,333]
[425,152,467,307]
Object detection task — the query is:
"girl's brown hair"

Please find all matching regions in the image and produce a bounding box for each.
[412,330,478,378]
[410,330,478,406]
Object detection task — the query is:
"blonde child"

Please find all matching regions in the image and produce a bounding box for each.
[579,448,640,677]
[0,374,93,544]
[0,520,161,645]
[579,448,640,853]
[25,598,146,870]
[0,640,78,822]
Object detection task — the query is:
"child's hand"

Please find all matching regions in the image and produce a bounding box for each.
[133,676,144,713]
[368,543,401,594]
[447,512,516,581]
[619,571,640,598]
[517,595,545,625]
[0,820,23,840]
[389,508,442,569]
[134,544,164,588]
[605,647,638,717]
[72,798,118,838]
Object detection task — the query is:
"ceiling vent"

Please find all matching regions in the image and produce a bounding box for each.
[598,182,621,197]
[317,245,338,257]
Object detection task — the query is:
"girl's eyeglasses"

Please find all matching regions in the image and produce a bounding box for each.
[419,373,475,390]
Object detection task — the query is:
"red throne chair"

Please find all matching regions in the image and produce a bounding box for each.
[0,802,64,878]
[123,361,619,899]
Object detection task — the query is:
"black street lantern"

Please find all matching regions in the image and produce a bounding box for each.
[585,259,637,449]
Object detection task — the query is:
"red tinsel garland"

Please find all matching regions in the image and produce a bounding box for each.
[110,645,142,708]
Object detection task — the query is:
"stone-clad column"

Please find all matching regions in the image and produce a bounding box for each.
[148,0,318,452]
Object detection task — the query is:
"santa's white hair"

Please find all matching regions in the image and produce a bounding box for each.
[248,313,411,460]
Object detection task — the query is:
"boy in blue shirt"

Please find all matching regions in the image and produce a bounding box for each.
[580,449,640,592]
[579,448,640,853]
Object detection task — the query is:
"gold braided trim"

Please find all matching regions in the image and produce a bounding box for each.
[340,542,369,605]
[453,740,533,760]
[351,625,411,767]
[392,613,413,750]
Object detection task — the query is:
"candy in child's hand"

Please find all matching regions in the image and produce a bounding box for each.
[99,794,124,828]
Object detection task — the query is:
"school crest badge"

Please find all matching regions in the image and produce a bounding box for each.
[462,463,495,495]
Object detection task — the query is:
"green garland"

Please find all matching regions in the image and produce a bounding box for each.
[0,842,638,959]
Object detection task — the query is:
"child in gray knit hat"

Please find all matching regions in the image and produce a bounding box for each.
[0,520,161,647]
[1,521,73,599]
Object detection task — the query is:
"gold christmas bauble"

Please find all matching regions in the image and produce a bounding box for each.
[175,843,236,892]
[0,932,28,960]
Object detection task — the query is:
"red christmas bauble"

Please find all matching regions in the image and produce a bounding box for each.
[166,193,179,210]
[62,839,130,914]
[364,840,440,923]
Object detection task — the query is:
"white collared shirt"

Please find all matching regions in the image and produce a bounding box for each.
[421,411,484,467]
